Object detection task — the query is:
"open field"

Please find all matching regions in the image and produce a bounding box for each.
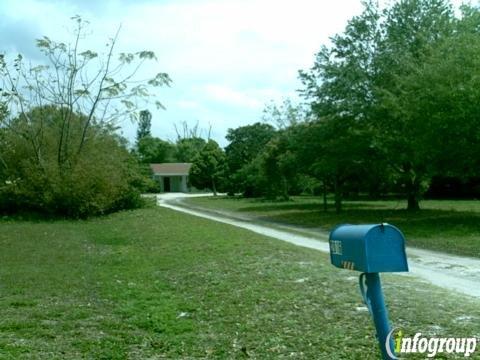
[185,196,480,258]
[0,205,479,358]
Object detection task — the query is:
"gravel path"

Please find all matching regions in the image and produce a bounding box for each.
[157,193,480,298]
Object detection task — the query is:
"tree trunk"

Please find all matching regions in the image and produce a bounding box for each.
[212,178,217,196]
[322,180,328,212]
[334,176,342,213]
[407,192,420,211]
[281,176,289,201]
[406,177,420,211]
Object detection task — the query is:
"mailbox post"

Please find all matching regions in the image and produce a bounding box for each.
[363,272,394,359]
[329,224,409,359]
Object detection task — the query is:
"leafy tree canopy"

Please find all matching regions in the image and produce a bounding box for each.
[189,140,226,196]
[136,110,152,144]
[0,17,169,216]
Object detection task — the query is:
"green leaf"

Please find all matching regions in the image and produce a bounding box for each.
[137,51,157,60]
[79,50,98,59]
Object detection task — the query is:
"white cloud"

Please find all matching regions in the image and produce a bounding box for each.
[0,0,366,145]
[203,84,262,109]
[2,0,465,145]
[176,100,202,110]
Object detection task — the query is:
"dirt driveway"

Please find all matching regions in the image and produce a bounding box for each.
[157,193,480,299]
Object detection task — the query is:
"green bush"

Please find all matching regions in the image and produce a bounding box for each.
[0,106,148,217]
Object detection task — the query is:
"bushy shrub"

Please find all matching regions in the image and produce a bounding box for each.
[0,106,147,217]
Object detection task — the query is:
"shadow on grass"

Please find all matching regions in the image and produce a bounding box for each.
[194,196,480,257]
[238,202,480,235]
[258,207,480,256]
[237,201,395,213]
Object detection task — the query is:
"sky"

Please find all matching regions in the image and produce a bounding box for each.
[0,0,464,146]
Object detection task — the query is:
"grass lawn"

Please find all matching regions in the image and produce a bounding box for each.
[0,205,479,359]
[185,196,480,258]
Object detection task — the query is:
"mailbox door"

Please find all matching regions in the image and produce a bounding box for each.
[365,225,409,273]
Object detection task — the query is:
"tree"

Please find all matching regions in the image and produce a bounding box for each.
[262,99,309,129]
[136,110,152,144]
[299,0,380,124]
[379,5,480,189]
[0,17,170,216]
[372,0,455,210]
[299,0,381,211]
[172,120,211,163]
[174,137,207,163]
[299,0,459,211]
[189,140,226,196]
[0,16,170,170]
[137,136,175,164]
[174,120,211,140]
[291,118,380,212]
[0,106,145,217]
[260,131,299,200]
[224,122,276,196]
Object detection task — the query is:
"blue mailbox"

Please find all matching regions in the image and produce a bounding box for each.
[329,223,409,360]
[329,223,408,273]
